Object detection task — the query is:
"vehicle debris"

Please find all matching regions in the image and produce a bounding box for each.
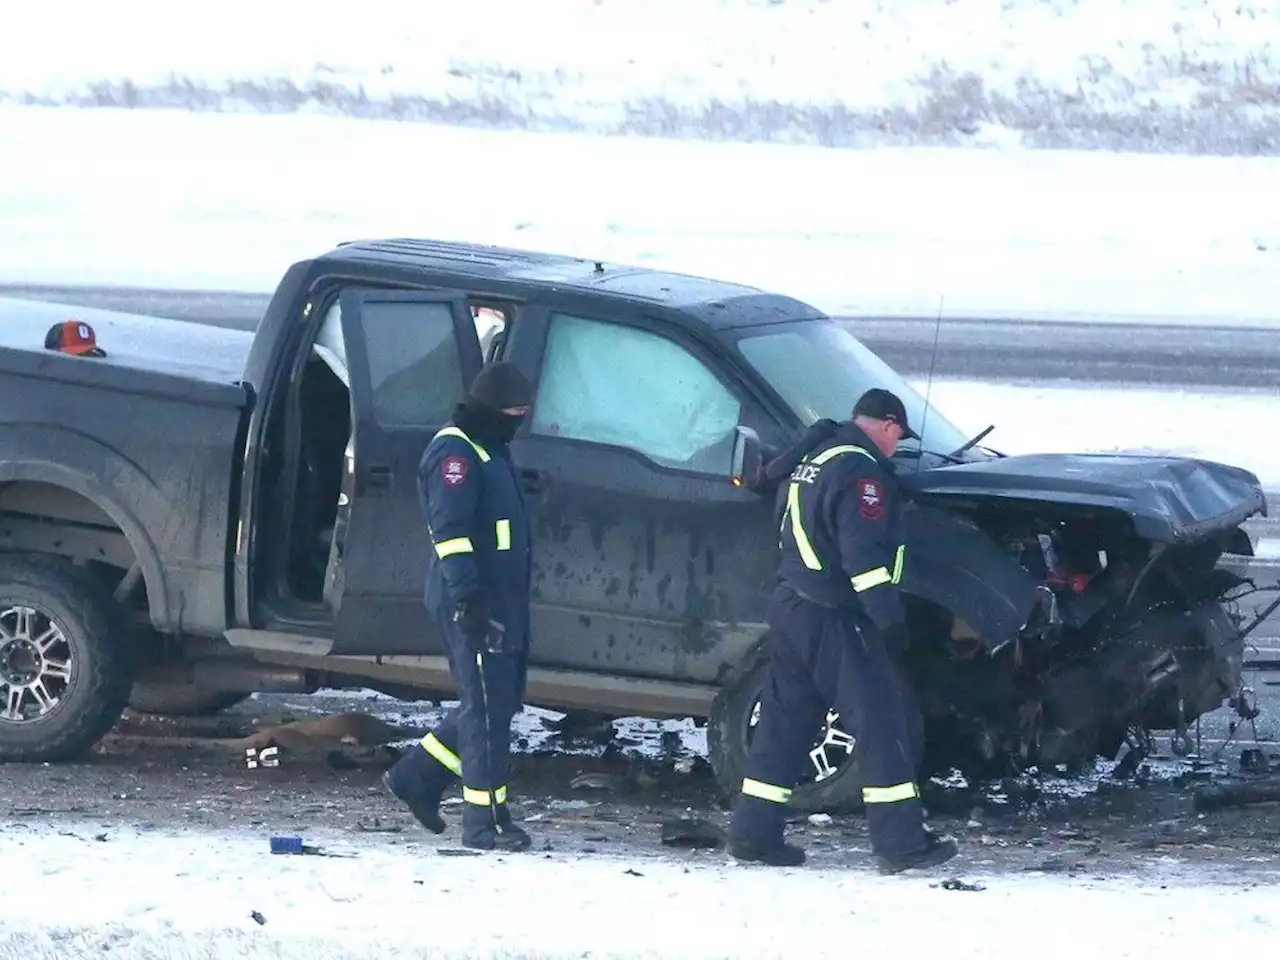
[935,878,986,892]
[660,817,725,849]
[1193,778,1280,812]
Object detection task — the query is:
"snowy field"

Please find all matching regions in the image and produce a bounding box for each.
[2,107,1279,324]
[1,819,1278,960]
[4,0,1279,153]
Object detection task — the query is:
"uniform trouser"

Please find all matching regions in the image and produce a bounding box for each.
[729,584,929,858]
[416,609,529,822]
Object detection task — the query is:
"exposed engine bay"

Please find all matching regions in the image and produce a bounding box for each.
[903,503,1273,779]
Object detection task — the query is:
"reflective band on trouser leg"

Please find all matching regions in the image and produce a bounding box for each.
[434,537,474,559]
[850,566,891,592]
[420,732,462,776]
[463,785,508,805]
[495,518,511,551]
[862,782,920,804]
[741,777,793,804]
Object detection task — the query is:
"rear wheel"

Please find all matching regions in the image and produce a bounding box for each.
[707,636,865,814]
[0,553,134,762]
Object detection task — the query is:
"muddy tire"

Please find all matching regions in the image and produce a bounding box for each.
[0,552,135,762]
[707,635,866,814]
[127,683,249,717]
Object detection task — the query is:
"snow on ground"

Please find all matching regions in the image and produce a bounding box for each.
[2,107,1279,324]
[914,377,1280,489]
[4,0,1279,153]
[0,818,1277,960]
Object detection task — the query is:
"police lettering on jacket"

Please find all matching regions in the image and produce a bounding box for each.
[418,425,533,644]
[775,422,906,631]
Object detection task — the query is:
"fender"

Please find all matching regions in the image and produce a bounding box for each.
[0,424,171,628]
[900,505,1040,651]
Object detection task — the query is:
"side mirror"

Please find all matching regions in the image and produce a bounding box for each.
[730,425,763,489]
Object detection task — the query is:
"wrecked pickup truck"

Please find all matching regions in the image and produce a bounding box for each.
[0,238,1272,812]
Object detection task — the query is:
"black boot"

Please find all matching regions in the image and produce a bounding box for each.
[873,830,958,875]
[462,801,532,852]
[383,746,451,835]
[727,836,806,867]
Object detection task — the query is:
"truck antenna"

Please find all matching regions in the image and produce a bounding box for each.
[915,294,944,472]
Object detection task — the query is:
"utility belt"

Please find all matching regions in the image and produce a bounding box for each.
[779,578,858,612]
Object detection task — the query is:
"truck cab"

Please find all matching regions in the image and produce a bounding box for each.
[233,239,975,714]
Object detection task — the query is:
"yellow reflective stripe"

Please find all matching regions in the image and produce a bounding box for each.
[463,785,508,805]
[495,518,511,551]
[434,537,474,558]
[808,443,877,466]
[862,781,920,804]
[420,733,462,776]
[741,777,792,804]
[787,482,823,570]
[891,544,905,584]
[785,444,880,570]
[433,425,491,463]
[850,566,892,592]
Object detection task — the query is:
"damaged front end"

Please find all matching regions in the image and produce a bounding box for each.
[898,452,1274,776]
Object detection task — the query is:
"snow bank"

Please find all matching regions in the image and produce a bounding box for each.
[4,0,1280,153]
[3,107,1278,325]
[2,819,1277,959]
[917,378,1280,488]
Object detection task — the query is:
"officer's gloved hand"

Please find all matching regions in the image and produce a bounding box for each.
[453,593,491,641]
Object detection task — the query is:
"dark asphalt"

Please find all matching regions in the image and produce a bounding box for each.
[3,282,1280,388]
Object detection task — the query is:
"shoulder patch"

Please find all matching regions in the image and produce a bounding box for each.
[855,476,884,520]
[441,454,469,487]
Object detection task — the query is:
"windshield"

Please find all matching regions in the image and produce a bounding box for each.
[734,319,972,457]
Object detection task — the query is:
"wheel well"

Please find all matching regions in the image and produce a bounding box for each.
[0,480,150,616]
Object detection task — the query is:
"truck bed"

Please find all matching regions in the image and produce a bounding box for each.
[0,296,254,388]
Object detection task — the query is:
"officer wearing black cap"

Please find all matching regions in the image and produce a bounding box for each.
[727,387,958,874]
[383,361,537,852]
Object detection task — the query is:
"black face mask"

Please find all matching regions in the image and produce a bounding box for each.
[457,401,524,448]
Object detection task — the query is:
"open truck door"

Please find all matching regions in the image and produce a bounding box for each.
[327,288,484,655]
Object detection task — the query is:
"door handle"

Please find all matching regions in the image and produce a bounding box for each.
[365,465,394,490]
[520,468,548,493]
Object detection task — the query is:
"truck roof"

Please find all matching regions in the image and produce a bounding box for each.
[317,238,826,329]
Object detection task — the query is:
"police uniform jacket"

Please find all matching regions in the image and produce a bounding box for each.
[775,421,906,632]
[419,420,533,645]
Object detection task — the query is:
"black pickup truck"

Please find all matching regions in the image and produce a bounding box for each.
[0,238,1270,811]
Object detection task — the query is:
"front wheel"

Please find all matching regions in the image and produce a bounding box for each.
[0,553,135,762]
[706,636,866,814]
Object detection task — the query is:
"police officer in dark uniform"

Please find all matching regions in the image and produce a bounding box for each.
[383,361,536,852]
[728,388,958,874]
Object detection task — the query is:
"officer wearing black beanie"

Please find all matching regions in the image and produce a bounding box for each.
[383,361,537,852]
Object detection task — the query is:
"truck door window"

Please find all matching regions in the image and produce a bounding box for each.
[529,312,742,475]
[359,300,464,426]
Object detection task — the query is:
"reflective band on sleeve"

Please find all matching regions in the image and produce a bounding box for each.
[434,537,474,558]
[741,777,793,804]
[862,781,920,804]
[850,565,892,592]
[433,426,492,463]
[463,785,508,805]
[891,544,905,584]
[495,518,511,551]
[420,732,462,776]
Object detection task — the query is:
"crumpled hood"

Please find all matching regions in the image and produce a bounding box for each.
[898,451,1267,543]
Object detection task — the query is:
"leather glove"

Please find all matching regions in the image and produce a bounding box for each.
[453,594,509,654]
[453,594,490,640]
